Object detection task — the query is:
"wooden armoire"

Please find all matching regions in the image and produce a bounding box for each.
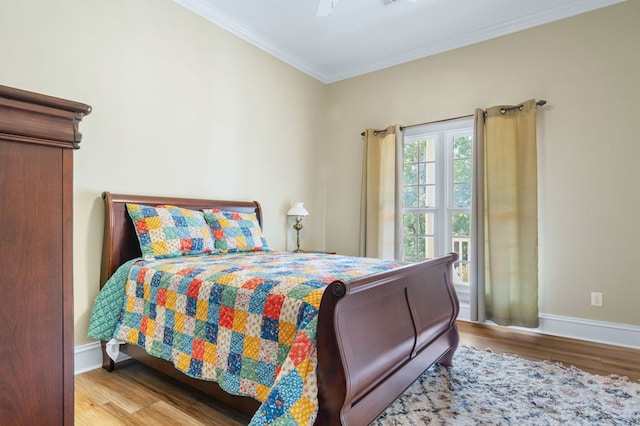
[0,85,91,425]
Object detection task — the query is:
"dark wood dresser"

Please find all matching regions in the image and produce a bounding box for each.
[0,85,91,425]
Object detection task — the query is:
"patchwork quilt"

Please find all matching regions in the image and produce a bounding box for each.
[88,251,402,425]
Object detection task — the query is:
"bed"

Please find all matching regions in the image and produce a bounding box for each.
[93,191,460,425]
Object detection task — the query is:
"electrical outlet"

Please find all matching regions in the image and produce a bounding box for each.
[591,292,603,307]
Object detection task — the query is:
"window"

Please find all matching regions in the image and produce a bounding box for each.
[401,118,473,300]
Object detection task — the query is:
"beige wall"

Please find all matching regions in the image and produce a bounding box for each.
[326,1,640,326]
[0,0,327,346]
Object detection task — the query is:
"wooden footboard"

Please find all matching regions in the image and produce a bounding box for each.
[316,253,460,425]
[99,192,460,425]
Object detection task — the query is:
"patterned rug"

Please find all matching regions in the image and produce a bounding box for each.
[372,346,640,425]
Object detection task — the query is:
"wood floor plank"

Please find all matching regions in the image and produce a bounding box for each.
[75,379,108,413]
[128,400,209,426]
[73,401,134,426]
[77,369,148,414]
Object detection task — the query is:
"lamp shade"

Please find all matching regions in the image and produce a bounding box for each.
[287,202,309,217]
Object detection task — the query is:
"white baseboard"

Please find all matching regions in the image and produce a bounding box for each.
[74,341,103,375]
[536,313,640,349]
[458,303,640,350]
[75,311,640,375]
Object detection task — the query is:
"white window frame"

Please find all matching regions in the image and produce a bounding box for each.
[401,118,473,302]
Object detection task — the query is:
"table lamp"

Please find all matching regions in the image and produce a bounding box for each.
[287,202,309,253]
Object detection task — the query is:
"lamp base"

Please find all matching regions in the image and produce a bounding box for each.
[292,217,305,254]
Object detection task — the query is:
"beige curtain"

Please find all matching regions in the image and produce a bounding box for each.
[471,99,539,327]
[359,125,402,259]
[470,108,487,323]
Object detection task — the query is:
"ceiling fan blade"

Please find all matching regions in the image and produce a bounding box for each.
[316,0,340,16]
[380,0,418,5]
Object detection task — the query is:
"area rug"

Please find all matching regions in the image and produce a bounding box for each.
[372,346,640,425]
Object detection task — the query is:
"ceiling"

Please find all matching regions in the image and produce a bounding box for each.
[175,0,623,83]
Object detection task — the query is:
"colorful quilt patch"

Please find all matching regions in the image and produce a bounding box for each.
[109,252,402,426]
[126,203,215,259]
[203,209,269,253]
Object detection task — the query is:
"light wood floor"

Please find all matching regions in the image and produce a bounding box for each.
[75,321,640,425]
[456,321,640,382]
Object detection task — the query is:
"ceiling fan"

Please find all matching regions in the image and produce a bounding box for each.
[316,0,417,16]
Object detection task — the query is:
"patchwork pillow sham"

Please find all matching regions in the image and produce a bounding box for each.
[126,203,215,260]
[202,208,269,253]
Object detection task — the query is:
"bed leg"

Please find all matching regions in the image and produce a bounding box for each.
[101,340,116,372]
[438,346,457,367]
[438,324,460,367]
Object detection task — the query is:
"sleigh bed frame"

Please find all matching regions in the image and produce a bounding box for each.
[99,191,460,425]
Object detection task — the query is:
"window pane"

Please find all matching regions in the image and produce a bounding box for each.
[453,158,471,182]
[453,183,471,207]
[417,237,426,258]
[404,164,418,185]
[418,163,426,185]
[425,236,435,258]
[418,140,427,162]
[454,262,470,284]
[425,162,436,184]
[404,141,419,163]
[451,211,470,283]
[403,186,418,208]
[416,213,425,235]
[404,236,416,258]
[403,213,417,235]
[453,135,472,158]
[420,213,435,235]
[424,139,436,161]
[451,213,470,237]
[421,184,436,207]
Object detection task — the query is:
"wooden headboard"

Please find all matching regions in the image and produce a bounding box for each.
[99,192,263,288]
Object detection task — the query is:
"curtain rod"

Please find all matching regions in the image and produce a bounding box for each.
[360,100,547,136]
[399,113,474,132]
[360,129,387,136]
[498,99,546,114]
[359,113,472,137]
